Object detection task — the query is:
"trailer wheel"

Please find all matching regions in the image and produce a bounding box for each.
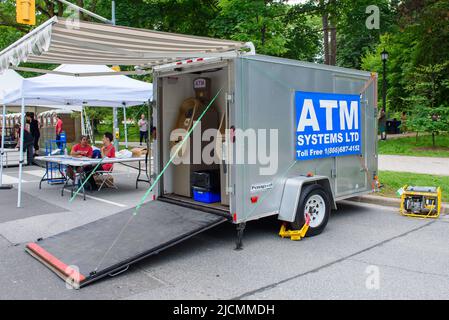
[291,184,330,236]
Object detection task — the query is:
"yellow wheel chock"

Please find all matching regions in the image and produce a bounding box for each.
[279,214,310,241]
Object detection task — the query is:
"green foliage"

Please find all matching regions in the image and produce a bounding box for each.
[95,122,142,142]
[0,26,23,51]
[400,0,449,66]
[0,0,28,50]
[336,0,397,69]
[404,62,449,145]
[406,104,449,142]
[209,0,289,56]
[379,170,449,202]
[282,14,322,62]
[1,0,449,130]
[361,0,449,113]
[378,134,449,157]
[122,0,220,36]
[405,62,449,108]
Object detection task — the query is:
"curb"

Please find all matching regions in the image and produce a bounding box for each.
[347,194,449,215]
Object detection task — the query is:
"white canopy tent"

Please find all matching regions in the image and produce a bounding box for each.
[2,64,153,207]
[0,69,82,189]
[4,64,153,107]
[0,69,23,104]
[0,70,23,189]
[0,69,84,194]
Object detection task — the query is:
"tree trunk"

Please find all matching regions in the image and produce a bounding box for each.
[57,2,64,17]
[329,0,337,66]
[261,24,266,46]
[322,13,329,65]
[330,23,337,65]
[76,0,85,20]
[432,132,436,148]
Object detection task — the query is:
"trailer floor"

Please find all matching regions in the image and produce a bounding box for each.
[161,193,229,212]
[25,200,226,287]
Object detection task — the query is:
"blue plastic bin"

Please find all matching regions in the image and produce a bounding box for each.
[192,187,221,203]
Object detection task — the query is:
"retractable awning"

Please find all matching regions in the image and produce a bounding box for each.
[0,16,249,73]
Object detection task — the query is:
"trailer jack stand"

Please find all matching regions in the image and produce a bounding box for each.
[235,223,246,251]
[279,215,310,241]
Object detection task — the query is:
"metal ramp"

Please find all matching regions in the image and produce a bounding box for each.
[26,200,227,288]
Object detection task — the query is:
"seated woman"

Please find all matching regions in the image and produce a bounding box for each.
[71,135,93,158]
[76,133,116,191]
[100,132,116,172]
[85,132,116,190]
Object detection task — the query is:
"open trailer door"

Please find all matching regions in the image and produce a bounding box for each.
[25,200,227,288]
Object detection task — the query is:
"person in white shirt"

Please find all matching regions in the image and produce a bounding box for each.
[138,114,148,146]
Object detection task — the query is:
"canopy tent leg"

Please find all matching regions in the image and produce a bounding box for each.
[123,105,130,175]
[147,101,152,182]
[80,107,85,136]
[113,106,119,151]
[0,104,13,190]
[123,105,128,149]
[17,97,26,207]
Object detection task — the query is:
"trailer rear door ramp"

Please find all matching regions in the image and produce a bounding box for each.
[25,200,227,288]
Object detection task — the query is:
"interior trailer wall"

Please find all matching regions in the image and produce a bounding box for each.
[161,67,228,203]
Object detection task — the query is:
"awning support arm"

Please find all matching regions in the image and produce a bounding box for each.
[53,0,113,25]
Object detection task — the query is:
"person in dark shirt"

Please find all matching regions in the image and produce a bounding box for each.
[15,124,34,166]
[29,113,40,156]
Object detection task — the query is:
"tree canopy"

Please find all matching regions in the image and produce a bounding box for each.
[1,0,448,130]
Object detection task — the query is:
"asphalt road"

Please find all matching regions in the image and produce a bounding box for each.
[0,166,448,300]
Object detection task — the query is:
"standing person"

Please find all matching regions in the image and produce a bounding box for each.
[378,109,387,141]
[55,114,63,149]
[15,124,34,166]
[29,113,40,156]
[138,114,148,146]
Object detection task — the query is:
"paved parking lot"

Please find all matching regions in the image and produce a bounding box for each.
[0,165,448,300]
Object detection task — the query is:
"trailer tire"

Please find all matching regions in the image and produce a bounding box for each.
[291,184,330,236]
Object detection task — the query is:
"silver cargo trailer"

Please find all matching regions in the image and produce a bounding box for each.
[26,53,378,287]
[152,53,378,243]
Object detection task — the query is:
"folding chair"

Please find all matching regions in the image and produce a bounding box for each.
[95,165,118,191]
[61,166,86,200]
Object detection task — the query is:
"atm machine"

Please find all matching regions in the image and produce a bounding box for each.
[171,78,220,198]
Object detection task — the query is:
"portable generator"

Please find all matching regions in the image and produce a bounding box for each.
[400,185,442,218]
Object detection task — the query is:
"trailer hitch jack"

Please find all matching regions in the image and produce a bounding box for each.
[279,214,310,241]
[234,223,246,251]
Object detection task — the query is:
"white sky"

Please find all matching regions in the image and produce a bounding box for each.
[287,0,309,4]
